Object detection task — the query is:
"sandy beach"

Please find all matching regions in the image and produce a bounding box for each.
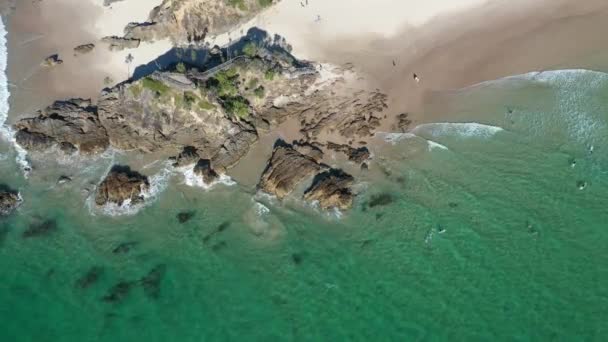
[4,0,608,128]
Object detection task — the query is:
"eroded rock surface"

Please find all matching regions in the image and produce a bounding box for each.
[326,142,370,164]
[74,43,95,55]
[0,186,21,216]
[258,141,323,199]
[95,166,149,206]
[123,0,275,44]
[100,36,140,51]
[304,169,355,210]
[193,159,219,183]
[15,99,109,154]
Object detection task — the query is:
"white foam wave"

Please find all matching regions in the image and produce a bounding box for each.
[0,17,9,138]
[376,132,449,151]
[178,164,236,190]
[413,122,504,139]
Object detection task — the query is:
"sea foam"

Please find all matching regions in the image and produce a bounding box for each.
[0,17,10,139]
[413,122,504,139]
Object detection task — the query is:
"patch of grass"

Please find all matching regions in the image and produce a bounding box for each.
[253,86,265,98]
[190,50,197,61]
[228,0,247,11]
[176,62,187,73]
[247,78,259,89]
[129,84,143,97]
[242,42,258,57]
[258,0,273,8]
[222,96,249,118]
[141,77,171,95]
[174,93,184,108]
[198,100,216,111]
[264,69,276,81]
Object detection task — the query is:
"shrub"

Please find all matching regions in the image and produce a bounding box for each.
[264,69,276,81]
[223,96,249,118]
[248,78,259,89]
[176,62,187,73]
[253,86,265,98]
[208,68,239,97]
[198,100,216,111]
[242,42,258,57]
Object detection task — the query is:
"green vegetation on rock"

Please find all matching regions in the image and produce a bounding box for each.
[223,96,249,118]
[253,86,265,98]
[243,42,258,57]
[176,62,187,73]
[142,77,171,96]
[248,78,259,90]
[264,69,276,81]
[228,0,247,11]
[129,84,143,97]
[198,100,216,111]
[208,68,239,97]
[258,0,273,7]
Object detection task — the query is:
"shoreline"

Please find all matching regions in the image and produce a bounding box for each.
[3,0,608,208]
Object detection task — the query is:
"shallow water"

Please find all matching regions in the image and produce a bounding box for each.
[2,54,608,341]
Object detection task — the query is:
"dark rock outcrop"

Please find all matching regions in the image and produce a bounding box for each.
[100,36,140,51]
[193,159,219,183]
[73,43,95,55]
[258,141,323,199]
[292,140,324,162]
[95,166,149,206]
[14,99,109,154]
[41,54,63,67]
[326,142,370,164]
[304,169,355,210]
[0,186,21,216]
[171,146,200,167]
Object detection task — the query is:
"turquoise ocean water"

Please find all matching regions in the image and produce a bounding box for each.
[1,16,608,340]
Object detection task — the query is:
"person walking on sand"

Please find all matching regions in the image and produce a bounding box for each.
[413,73,420,83]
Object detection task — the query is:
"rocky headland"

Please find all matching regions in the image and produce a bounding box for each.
[15,29,389,212]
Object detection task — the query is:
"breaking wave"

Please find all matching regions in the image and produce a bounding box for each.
[412,122,504,139]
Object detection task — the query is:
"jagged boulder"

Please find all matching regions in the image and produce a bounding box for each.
[258,141,323,199]
[171,146,200,167]
[326,142,370,164]
[304,169,355,210]
[95,166,150,206]
[74,43,95,55]
[193,159,219,183]
[0,186,21,216]
[14,99,109,154]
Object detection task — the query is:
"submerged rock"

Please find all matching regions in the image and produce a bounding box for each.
[139,264,166,299]
[304,169,355,210]
[177,211,195,223]
[102,281,134,303]
[22,219,57,238]
[0,186,21,216]
[258,140,323,199]
[112,241,138,254]
[193,159,219,183]
[14,99,109,154]
[95,165,150,206]
[75,266,104,289]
